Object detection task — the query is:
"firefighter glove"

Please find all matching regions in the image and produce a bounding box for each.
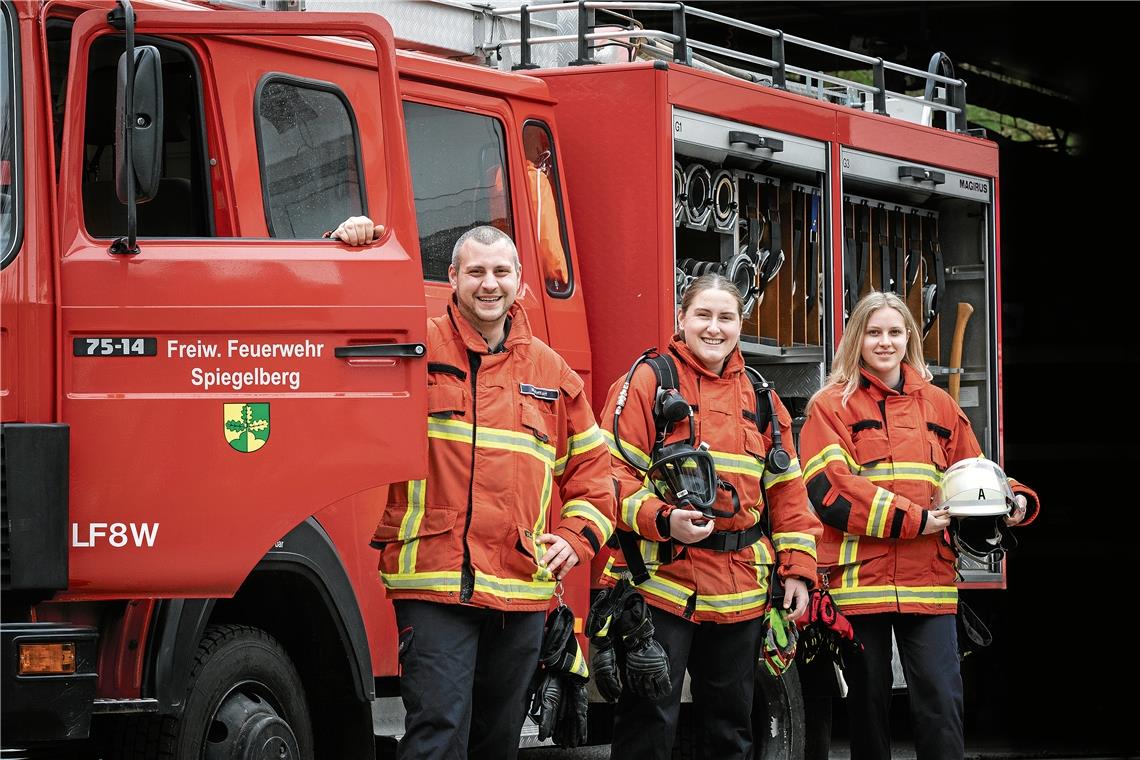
[553,677,589,747]
[585,583,629,702]
[527,605,591,746]
[761,606,799,677]
[617,591,672,700]
[529,671,564,741]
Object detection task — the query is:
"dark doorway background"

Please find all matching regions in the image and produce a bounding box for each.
[645,2,1138,753]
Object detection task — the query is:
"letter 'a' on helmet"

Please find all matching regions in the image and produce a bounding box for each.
[937,458,1015,518]
[646,441,717,512]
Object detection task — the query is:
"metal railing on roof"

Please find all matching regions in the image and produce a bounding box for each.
[491,0,968,133]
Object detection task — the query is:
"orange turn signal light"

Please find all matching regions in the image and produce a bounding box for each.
[18,642,77,675]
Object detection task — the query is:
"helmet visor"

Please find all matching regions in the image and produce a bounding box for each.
[938,458,1015,517]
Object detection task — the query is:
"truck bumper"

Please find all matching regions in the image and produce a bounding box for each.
[1,623,99,743]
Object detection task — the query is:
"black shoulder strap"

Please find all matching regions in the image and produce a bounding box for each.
[644,352,680,447]
[645,352,678,393]
[743,365,774,435]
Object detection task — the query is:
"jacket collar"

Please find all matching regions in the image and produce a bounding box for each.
[446,297,532,355]
[858,361,925,396]
[669,335,745,380]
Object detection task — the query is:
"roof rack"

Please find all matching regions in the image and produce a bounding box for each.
[490,1,968,133]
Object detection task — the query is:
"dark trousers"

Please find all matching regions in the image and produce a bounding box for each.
[613,608,766,760]
[393,600,545,760]
[846,613,963,760]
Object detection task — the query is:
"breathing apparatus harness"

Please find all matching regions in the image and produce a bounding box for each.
[610,348,788,587]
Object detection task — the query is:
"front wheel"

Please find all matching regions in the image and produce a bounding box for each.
[111,624,314,760]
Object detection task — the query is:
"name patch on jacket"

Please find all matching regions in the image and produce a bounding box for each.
[519,383,559,402]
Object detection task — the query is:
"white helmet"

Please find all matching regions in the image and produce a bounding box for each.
[937,458,1014,517]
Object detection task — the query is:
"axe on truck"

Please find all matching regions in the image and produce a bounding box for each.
[948,301,974,405]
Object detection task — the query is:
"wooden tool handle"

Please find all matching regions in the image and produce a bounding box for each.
[948,302,974,404]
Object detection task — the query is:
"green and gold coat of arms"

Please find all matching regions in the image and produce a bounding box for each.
[223,403,270,453]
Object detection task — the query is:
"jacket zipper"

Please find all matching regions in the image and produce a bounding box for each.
[460,350,482,603]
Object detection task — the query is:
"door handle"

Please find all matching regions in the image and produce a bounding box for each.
[898,165,946,185]
[335,343,426,358]
[729,131,784,153]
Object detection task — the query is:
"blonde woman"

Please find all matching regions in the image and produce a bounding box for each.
[799,291,1039,760]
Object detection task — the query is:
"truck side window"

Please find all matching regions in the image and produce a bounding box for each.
[402,101,512,282]
[522,122,573,297]
[256,76,365,239]
[0,2,19,267]
[81,36,213,238]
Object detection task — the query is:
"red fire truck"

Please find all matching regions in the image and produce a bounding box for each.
[1,1,1008,757]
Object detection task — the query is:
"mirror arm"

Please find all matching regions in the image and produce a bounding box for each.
[108,0,139,255]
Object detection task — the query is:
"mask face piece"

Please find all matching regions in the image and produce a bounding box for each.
[646,442,718,514]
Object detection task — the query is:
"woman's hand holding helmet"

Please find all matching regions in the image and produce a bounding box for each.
[1004,494,1028,526]
[921,506,951,535]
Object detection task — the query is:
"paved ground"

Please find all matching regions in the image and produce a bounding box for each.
[514,742,1137,760]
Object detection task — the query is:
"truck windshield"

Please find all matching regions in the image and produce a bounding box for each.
[0,2,17,267]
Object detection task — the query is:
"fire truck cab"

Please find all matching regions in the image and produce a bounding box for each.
[3,1,593,755]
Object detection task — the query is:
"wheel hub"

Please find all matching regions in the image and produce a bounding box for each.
[206,690,300,760]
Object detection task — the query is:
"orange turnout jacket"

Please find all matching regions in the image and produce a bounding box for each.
[799,363,1039,616]
[372,300,614,612]
[600,338,821,624]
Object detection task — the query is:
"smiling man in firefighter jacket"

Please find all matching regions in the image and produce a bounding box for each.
[349,222,614,760]
[798,291,1039,760]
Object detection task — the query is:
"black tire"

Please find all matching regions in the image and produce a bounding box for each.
[672,663,805,760]
[109,624,314,760]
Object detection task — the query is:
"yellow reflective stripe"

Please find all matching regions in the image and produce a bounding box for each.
[427,417,474,444]
[751,539,774,565]
[867,487,893,538]
[764,457,803,488]
[569,425,605,456]
[555,425,607,476]
[476,426,556,467]
[397,480,427,574]
[622,487,655,535]
[860,460,941,486]
[839,534,859,566]
[636,573,692,608]
[603,430,651,471]
[831,584,957,607]
[380,570,557,601]
[431,417,556,467]
[753,552,771,588]
[839,534,860,587]
[638,537,662,568]
[896,586,958,605]
[711,450,764,478]
[803,444,857,481]
[601,557,623,581]
[773,531,817,559]
[568,642,590,679]
[694,588,768,614]
[474,571,556,600]
[381,570,462,594]
[563,499,614,544]
[532,468,554,583]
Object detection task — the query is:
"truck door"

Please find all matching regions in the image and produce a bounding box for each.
[54,8,425,596]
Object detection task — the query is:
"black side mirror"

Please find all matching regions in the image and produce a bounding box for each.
[115,44,162,204]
